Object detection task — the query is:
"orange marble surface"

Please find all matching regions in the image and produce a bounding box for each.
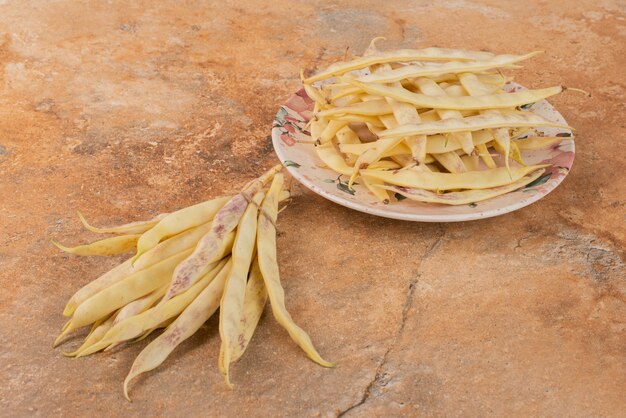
[0,1,624,416]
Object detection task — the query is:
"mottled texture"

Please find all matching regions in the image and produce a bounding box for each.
[0,0,624,416]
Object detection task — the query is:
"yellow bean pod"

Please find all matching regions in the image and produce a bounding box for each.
[488,140,518,166]
[329,114,385,128]
[491,126,512,168]
[378,113,398,129]
[219,191,265,387]
[427,130,493,154]
[310,117,327,141]
[102,286,168,352]
[362,164,548,191]
[340,141,408,157]
[476,73,512,89]
[349,137,404,187]
[131,317,176,344]
[230,258,268,364]
[111,285,166,328]
[318,120,349,143]
[315,142,353,176]
[432,152,468,173]
[346,79,563,111]
[385,97,427,163]
[336,126,362,144]
[379,112,570,138]
[357,52,541,84]
[509,140,525,166]
[62,259,134,317]
[302,82,328,107]
[304,47,496,83]
[475,143,498,169]
[381,169,545,205]
[256,174,334,368]
[360,174,390,203]
[133,222,213,269]
[77,211,168,235]
[316,99,392,118]
[52,234,141,257]
[336,126,361,165]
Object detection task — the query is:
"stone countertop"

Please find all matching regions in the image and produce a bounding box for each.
[0,1,624,416]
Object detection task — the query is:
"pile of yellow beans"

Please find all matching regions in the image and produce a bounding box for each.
[54,165,333,400]
[303,39,573,205]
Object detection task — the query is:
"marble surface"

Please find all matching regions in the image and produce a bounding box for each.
[0,1,624,416]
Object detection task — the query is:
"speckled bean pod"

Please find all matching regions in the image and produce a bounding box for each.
[133,196,231,261]
[219,191,265,387]
[122,259,231,400]
[256,173,334,368]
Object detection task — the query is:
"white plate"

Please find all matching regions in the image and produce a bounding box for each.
[272,83,574,222]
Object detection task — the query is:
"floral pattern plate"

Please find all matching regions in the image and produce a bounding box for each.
[271,83,574,222]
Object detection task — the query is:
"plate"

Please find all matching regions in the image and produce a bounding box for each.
[271,83,574,222]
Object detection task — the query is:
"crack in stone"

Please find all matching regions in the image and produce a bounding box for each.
[514,233,533,250]
[337,221,622,417]
[337,231,445,417]
[557,214,626,262]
